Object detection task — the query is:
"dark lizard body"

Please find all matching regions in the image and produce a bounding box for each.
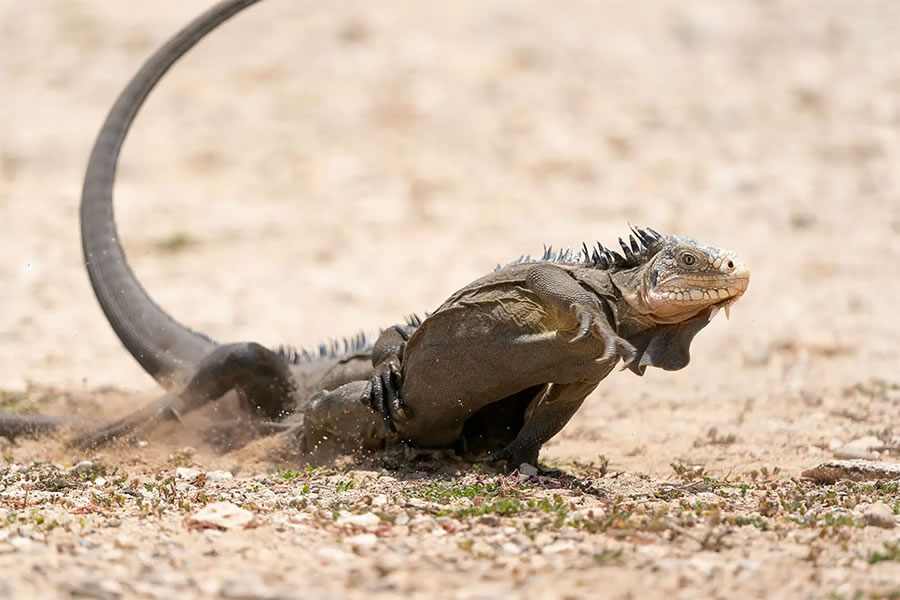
[304,236,749,469]
[1,1,750,473]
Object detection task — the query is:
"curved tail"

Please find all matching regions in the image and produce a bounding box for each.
[81,1,261,385]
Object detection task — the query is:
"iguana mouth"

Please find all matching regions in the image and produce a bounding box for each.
[646,268,749,324]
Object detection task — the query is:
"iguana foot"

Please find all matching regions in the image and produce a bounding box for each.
[361,357,407,432]
[569,304,636,365]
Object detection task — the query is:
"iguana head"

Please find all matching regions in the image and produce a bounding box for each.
[606,227,750,325]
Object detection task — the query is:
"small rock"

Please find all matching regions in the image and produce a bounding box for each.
[518,463,539,477]
[186,502,254,530]
[371,494,388,507]
[317,547,351,562]
[114,535,137,550]
[543,540,575,554]
[845,436,883,451]
[864,502,896,529]
[70,461,93,475]
[571,507,606,521]
[833,436,884,460]
[832,447,877,460]
[345,533,377,548]
[206,470,233,482]
[394,513,410,526]
[93,477,107,487]
[175,467,200,480]
[336,511,381,530]
[501,542,522,554]
[10,537,30,550]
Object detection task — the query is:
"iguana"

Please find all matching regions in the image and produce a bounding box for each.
[0,0,750,472]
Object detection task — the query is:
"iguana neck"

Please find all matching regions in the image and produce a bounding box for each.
[570,267,656,340]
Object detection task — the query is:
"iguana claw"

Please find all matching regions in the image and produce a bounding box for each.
[361,358,406,433]
[569,304,636,365]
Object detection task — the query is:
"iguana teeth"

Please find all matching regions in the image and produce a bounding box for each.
[724,304,731,319]
[708,306,720,321]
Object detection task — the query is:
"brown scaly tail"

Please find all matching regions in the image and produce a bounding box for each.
[81,0,261,386]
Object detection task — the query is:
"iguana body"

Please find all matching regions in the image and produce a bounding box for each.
[0,1,750,472]
[305,232,749,469]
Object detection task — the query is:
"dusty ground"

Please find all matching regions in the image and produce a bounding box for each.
[2,1,900,598]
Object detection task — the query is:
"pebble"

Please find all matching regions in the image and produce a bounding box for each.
[832,447,877,460]
[70,461,94,475]
[833,436,883,460]
[317,547,352,562]
[175,467,201,480]
[346,533,377,548]
[114,535,137,550]
[542,540,575,554]
[186,502,254,530]
[336,511,381,530]
[518,463,539,477]
[501,542,522,554]
[863,502,896,529]
[206,470,233,482]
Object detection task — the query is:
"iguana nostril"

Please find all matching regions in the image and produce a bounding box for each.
[727,260,734,270]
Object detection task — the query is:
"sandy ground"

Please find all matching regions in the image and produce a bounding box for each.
[1,1,899,598]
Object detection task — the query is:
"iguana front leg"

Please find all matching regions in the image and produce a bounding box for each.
[525,264,636,363]
[70,342,296,449]
[492,380,599,472]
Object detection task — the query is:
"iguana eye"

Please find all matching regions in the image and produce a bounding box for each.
[680,252,697,266]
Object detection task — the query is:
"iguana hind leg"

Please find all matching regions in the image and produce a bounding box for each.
[71,342,296,449]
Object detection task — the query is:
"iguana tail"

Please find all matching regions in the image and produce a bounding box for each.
[81,1,261,385]
[0,414,98,441]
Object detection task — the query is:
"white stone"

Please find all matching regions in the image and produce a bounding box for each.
[335,511,381,530]
[176,467,201,480]
[501,543,522,554]
[70,460,93,474]
[864,502,896,529]
[371,494,388,507]
[543,540,575,554]
[518,463,539,477]
[345,533,377,547]
[114,535,137,550]
[845,436,883,450]
[317,547,351,562]
[186,502,254,530]
[205,470,233,482]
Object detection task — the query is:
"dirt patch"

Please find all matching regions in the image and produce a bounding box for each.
[2,1,899,598]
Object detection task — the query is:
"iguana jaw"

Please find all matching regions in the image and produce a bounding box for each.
[613,235,750,325]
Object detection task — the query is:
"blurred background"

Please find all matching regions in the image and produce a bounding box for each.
[0,0,898,430]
